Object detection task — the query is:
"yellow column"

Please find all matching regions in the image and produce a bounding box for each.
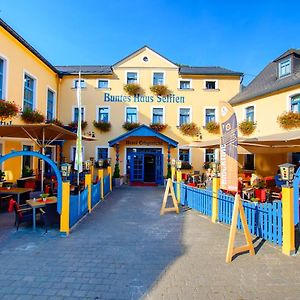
[176,170,182,203]
[98,169,104,200]
[171,166,176,182]
[60,181,70,235]
[85,173,92,213]
[107,166,112,191]
[90,165,94,181]
[212,177,220,223]
[282,186,295,256]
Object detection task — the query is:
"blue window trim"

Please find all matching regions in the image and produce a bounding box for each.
[179,108,190,125]
[97,147,108,160]
[73,107,85,122]
[98,107,109,122]
[98,80,109,89]
[179,148,190,163]
[47,89,55,120]
[279,58,291,78]
[126,72,138,84]
[152,107,164,124]
[153,72,164,85]
[205,108,216,124]
[23,74,35,110]
[291,95,300,113]
[245,106,254,122]
[179,80,191,90]
[126,107,137,123]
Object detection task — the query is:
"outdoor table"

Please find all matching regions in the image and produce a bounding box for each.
[0,187,33,204]
[26,196,57,231]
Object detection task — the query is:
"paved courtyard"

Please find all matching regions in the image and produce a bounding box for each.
[0,186,299,299]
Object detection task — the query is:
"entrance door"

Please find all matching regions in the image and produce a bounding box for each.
[130,153,144,182]
[155,153,163,184]
[144,154,156,182]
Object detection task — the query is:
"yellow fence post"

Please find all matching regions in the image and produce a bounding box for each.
[212,177,220,223]
[85,173,92,213]
[171,166,176,182]
[107,166,112,191]
[176,170,182,203]
[98,169,104,200]
[282,186,295,256]
[60,181,70,235]
[90,165,94,181]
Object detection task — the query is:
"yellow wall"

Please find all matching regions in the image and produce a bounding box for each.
[59,47,241,175]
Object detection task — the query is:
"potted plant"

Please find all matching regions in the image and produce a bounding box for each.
[122,122,140,131]
[149,123,168,132]
[21,108,45,123]
[123,83,141,95]
[179,122,201,137]
[46,118,64,127]
[68,120,88,131]
[113,163,123,187]
[205,121,220,134]
[277,111,300,130]
[93,120,111,132]
[203,162,211,170]
[150,85,169,96]
[0,100,20,122]
[40,193,50,202]
[22,166,34,178]
[239,120,256,135]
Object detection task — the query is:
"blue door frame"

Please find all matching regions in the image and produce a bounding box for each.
[293,166,300,225]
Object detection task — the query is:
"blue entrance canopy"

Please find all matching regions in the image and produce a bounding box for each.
[108,125,178,147]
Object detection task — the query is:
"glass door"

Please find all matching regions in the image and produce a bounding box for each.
[130,153,144,182]
[155,153,163,184]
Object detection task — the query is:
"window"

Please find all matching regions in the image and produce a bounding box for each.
[97,147,108,160]
[179,149,190,163]
[22,145,33,174]
[279,59,291,78]
[152,107,164,124]
[71,146,84,162]
[0,57,5,99]
[291,94,300,113]
[73,107,85,122]
[98,80,109,89]
[205,80,217,90]
[244,154,254,170]
[245,106,254,122]
[23,74,35,110]
[74,79,86,88]
[153,72,164,85]
[47,89,55,120]
[205,108,216,125]
[98,107,109,122]
[126,107,137,123]
[179,108,190,125]
[205,149,215,163]
[179,80,191,90]
[126,72,138,84]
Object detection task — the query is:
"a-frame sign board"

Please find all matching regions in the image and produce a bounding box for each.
[226,194,255,263]
[160,178,179,215]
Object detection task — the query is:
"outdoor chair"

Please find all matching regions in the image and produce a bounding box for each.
[0,194,12,211]
[9,199,33,230]
[39,203,60,233]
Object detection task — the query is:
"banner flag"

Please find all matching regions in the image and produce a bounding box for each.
[74,71,83,173]
[219,101,238,192]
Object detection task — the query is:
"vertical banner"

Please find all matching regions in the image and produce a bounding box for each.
[219,101,238,192]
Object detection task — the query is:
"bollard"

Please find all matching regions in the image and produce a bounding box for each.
[85,174,92,213]
[171,166,176,182]
[212,177,220,223]
[60,181,70,235]
[176,170,182,203]
[107,166,112,191]
[282,186,295,256]
[98,169,104,200]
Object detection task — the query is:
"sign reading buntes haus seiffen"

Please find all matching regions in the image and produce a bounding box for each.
[104,93,185,103]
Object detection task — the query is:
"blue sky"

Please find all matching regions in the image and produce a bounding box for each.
[1,0,299,84]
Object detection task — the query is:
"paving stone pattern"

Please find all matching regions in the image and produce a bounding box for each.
[0,186,300,300]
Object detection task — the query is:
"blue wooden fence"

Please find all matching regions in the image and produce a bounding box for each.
[69,187,89,227]
[104,175,111,196]
[180,183,212,216]
[91,181,101,208]
[218,191,282,245]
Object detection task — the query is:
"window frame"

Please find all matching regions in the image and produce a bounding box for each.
[178,79,192,90]
[0,54,8,100]
[151,106,165,124]
[279,58,291,78]
[21,143,34,174]
[96,106,110,122]
[204,149,216,163]
[125,70,139,84]
[97,79,110,89]
[290,94,300,113]
[245,105,255,122]
[152,71,165,85]
[203,79,218,90]
[72,106,86,122]
[22,70,37,111]
[95,146,110,160]
[203,107,217,126]
[178,148,191,164]
[73,79,86,89]
[177,106,192,126]
[46,87,56,121]
[124,106,138,123]
[71,145,85,162]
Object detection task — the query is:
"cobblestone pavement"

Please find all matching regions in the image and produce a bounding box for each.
[0,186,300,300]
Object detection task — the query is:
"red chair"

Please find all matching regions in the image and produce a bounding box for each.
[24,180,36,190]
[8,199,33,230]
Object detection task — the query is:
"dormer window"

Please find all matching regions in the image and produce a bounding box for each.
[279,58,291,78]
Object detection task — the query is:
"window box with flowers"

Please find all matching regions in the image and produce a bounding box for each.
[93,120,111,132]
[239,120,256,136]
[179,122,201,137]
[21,108,45,123]
[204,121,220,134]
[123,83,141,96]
[122,122,140,131]
[150,85,169,96]
[46,119,64,127]
[277,111,300,130]
[68,121,88,131]
[0,100,20,122]
[149,123,168,132]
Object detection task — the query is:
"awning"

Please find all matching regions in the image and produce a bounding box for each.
[108,124,178,147]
